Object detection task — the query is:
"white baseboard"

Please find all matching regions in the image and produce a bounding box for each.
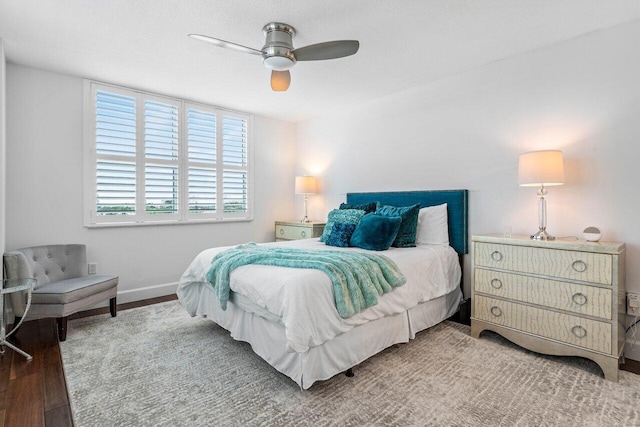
[116,281,179,304]
[86,281,179,309]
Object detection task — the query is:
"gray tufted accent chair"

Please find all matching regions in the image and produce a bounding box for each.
[3,244,118,341]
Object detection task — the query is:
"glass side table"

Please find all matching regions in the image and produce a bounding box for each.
[1,278,35,361]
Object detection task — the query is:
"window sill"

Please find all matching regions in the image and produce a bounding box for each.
[85,217,253,229]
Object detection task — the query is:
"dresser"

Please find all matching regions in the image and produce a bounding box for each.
[471,234,626,381]
[275,221,325,242]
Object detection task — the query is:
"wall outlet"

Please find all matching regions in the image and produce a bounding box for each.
[628,292,640,315]
[88,262,97,275]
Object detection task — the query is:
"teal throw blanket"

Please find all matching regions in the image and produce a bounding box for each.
[206,243,406,318]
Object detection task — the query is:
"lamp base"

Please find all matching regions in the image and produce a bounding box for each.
[530,229,555,241]
[300,195,310,223]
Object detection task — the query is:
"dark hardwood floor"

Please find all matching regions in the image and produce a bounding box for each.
[1,293,638,427]
[0,294,177,427]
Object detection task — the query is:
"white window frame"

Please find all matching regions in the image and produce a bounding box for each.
[84,80,253,227]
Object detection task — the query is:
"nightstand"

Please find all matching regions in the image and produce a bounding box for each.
[275,221,326,242]
[471,234,626,381]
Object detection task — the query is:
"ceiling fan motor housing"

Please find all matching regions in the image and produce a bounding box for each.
[262,22,296,71]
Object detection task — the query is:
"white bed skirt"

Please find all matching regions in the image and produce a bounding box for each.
[187,284,463,389]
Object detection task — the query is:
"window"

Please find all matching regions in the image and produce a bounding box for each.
[85,81,252,226]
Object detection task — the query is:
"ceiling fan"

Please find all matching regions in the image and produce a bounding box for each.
[189,22,359,91]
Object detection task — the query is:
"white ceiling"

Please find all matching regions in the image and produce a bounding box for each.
[2,1,640,123]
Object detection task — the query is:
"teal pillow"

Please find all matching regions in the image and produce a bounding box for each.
[320,209,366,242]
[350,213,402,251]
[339,202,378,214]
[376,204,420,248]
[325,223,357,247]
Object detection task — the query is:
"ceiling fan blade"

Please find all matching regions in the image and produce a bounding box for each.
[271,70,291,91]
[188,34,262,56]
[293,40,359,61]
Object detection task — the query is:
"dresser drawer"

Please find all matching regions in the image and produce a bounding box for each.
[474,295,612,354]
[276,222,324,240]
[474,242,613,285]
[474,269,612,319]
[276,225,309,240]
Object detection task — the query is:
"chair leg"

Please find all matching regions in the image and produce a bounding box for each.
[57,316,68,342]
[110,297,117,317]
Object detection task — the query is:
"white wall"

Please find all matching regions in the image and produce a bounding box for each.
[297,20,640,302]
[0,39,6,255]
[6,64,296,302]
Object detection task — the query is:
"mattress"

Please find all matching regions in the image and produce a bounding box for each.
[178,238,461,353]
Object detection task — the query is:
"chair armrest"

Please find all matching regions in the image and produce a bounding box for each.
[4,252,34,280]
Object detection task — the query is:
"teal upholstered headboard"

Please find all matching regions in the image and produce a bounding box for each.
[346,190,469,255]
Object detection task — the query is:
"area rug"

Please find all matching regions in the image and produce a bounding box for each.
[60,300,640,426]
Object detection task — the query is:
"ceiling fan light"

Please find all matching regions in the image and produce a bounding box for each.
[264,56,295,71]
[271,71,291,91]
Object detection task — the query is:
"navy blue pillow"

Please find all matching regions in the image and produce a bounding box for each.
[320,209,366,242]
[325,223,357,247]
[350,213,402,251]
[339,202,378,214]
[376,204,420,248]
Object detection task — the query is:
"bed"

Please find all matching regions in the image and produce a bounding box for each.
[177,190,469,389]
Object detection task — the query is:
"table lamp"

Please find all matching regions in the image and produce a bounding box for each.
[518,150,564,240]
[295,176,317,223]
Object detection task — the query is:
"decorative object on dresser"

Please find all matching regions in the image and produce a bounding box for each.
[518,150,564,240]
[471,234,625,381]
[583,226,602,242]
[275,220,325,241]
[295,175,318,223]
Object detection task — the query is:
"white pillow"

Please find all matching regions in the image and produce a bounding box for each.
[416,203,449,245]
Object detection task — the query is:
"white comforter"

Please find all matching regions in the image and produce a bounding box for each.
[177,238,461,353]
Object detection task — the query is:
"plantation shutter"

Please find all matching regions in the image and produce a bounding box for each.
[221,115,249,214]
[144,99,179,216]
[187,108,217,215]
[87,82,252,226]
[95,90,137,216]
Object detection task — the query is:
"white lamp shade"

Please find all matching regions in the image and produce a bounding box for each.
[518,150,565,187]
[295,176,317,194]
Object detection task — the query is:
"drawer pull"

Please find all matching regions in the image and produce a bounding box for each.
[571,293,588,306]
[301,230,307,237]
[279,229,285,235]
[491,251,503,262]
[571,325,587,339]
[490,306,503,317]
[490,278,503,289]
[571,260,587,273]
